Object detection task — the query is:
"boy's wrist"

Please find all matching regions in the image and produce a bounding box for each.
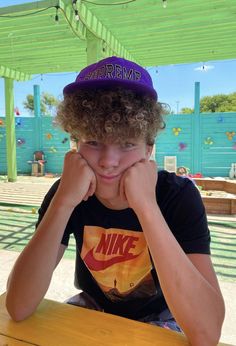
[134,200,159,220]
[51,193,81,211]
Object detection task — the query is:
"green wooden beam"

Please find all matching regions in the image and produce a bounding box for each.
[59,0,134,60]
[0,65,31,81]
[4,77,17,182]
[86,31,104,65]
[77,1,135,61]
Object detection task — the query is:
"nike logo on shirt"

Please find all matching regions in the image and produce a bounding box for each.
[84,247,140,271]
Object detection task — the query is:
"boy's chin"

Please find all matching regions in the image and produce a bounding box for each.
[95,186,120,201]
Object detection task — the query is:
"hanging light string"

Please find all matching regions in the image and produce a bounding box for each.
[59,6,84,39]
[162,0,167,9]
[0,6,56,18]
[55,5,59,23]
[0,4,83,39]
[81,0,136,5]
[0,0,168,20]
[28,71,77,81]
[0,0,166,43]
[72,0,80,21]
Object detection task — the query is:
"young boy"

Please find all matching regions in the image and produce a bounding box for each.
[6,56,225,345]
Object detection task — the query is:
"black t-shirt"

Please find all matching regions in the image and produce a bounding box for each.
[37,170,210,319]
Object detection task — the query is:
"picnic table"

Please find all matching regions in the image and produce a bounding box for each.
[0,294,232,346]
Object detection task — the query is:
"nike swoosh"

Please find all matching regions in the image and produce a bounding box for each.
[83,248,140,271]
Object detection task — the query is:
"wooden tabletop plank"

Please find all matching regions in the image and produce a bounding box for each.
[0,294,189,346]
[0,334,38,346]
[0,294,233,346]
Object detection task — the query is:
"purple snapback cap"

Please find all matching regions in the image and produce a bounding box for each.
[63,56,157,101]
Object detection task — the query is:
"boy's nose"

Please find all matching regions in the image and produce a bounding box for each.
[99,147,120,169]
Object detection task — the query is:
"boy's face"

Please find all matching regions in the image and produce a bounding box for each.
[78,137,153,206]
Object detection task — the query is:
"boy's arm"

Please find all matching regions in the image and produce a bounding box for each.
[121,160,225,346]
[6,199,73,321]
[6,151,96,321]
[137,207,224,346]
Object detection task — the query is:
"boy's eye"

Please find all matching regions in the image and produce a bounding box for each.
[86,141,99,147]
[121,142,135,149]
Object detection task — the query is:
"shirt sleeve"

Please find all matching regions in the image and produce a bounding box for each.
[36,179,72,246]
[159,175,211,254]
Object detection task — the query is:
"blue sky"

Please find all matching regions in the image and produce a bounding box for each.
[1,0,236,115]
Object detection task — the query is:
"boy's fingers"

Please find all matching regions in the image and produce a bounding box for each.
[83,176,96,201]
[119,176,127,202]
[89,178,96,196]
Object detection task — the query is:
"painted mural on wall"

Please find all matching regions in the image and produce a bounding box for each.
[0,116,70,175]
[156,112,236,177]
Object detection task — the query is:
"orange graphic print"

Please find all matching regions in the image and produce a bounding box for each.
[81,226,156,301]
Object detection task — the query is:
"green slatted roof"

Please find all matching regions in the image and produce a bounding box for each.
[0,0,236,80]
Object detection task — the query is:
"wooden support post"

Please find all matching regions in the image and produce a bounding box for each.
[86,30,104,66]
[33,84,42,150]
[192,81,201,174]
[4,77,17,182]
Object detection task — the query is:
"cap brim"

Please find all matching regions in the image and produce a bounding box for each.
[63,79,157,101]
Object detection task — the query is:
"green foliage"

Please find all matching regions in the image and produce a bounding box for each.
[180,92,236,114]
[181,107,194,114]
[200,92,236,112]
[23,92,59,115]
[41,92,59,115]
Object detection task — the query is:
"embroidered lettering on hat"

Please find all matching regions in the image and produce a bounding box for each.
[83,64,141,82]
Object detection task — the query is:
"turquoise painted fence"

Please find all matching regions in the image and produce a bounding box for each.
[0,112,235,177]
[0,80,236,177]
[156,112,236,177]
[0,116,70,175]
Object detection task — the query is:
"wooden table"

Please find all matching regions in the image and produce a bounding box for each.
[0,294,231,346]
[0,334,38,345]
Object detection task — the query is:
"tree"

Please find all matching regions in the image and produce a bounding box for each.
[200,92,236,112]
[41,92,60,115]
[181,107,193,114]
[23,92,59,115]
[180,92,236,114]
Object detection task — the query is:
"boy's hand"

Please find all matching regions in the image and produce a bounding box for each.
[54,150,96,208]
[120,159,157,213]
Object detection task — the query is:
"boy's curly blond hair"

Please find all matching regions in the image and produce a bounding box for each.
[56,88,165,145]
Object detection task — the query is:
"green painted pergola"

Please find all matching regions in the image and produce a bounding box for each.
[1,0,236,181]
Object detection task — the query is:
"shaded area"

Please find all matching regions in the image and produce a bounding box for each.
[208,221,236,229]
[0,205,76,259]
[0,205,235,281]
[210,225,236,281]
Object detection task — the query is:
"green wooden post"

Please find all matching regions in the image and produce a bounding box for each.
[192,82,201,174]
[86,30,104,65]
[4,77,17,182]
[33,84,42,150]
[34,84,40,117]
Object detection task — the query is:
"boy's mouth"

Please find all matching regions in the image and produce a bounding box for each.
[97,173,121,182]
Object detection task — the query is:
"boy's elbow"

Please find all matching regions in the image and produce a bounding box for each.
[6,305,28,322]
[190,331,221,346]
[6,293,34,322]
[7,308,27,322]
[189,319,224,346]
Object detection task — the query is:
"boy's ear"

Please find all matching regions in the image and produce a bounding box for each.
[76,140,81,151]
[146,145,154,159]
